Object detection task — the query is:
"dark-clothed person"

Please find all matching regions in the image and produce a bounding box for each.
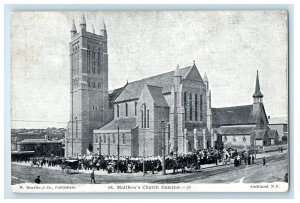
[34,176,41,184]
[90,169,96,184]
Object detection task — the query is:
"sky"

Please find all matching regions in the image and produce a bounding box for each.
[10,10,288,129]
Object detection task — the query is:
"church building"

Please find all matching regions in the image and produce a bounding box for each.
[65,15,279,157]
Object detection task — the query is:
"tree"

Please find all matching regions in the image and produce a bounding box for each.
[282,135,287,142]
[88,143,93,152]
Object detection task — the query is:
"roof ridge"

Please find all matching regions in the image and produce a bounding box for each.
[146,84,164,88]
[212,104,253,110]
[126,66,192,85]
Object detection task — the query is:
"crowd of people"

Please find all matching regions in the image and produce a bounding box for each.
[15,148,257,174]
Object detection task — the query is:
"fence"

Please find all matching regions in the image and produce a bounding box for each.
[262,144,288,152]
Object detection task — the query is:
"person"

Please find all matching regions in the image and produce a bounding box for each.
[234,157,238,167]
[34,176,41,184]
[90,169,96,184]
[248,155,251,165]
[263,156,266,166]
[252,155,255,164]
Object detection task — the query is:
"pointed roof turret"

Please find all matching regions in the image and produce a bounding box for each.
[100,19,106,30]
[80,14,86,25]
[253,70,264,98]
[71,19,77,32]
[174,64,180,77]
[92,25,95,33]
[203,72,208,82]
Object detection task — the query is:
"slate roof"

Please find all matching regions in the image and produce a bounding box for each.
[251,129,268,139]
[95,117,137,132]
[109,86,125,103]
[147,85,169,107]
[114,66,193,103]
[219,125,256,135]
[18,139,63,144]
[268,130,278,138]
[212,105,260,127]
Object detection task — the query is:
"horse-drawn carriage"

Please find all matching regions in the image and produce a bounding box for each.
[62,160,79,174]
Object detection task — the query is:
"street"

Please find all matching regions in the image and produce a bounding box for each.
[11,152,288,185]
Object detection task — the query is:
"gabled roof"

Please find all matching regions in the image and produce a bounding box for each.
[146,85,169,107]
[114,66,193,103]
[219,125,256,135]
[18,139,63,144]
[95,117,137,132]
[268,130,278,138]
[252,129,268,139]
[109,86,126,103]
[212,105,259,127]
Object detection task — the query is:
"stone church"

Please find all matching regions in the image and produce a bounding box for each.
[65,15,278,157]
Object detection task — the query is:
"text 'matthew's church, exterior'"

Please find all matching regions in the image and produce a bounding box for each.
[65,15,279,158]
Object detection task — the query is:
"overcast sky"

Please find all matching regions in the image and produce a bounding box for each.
[10,10,288,129]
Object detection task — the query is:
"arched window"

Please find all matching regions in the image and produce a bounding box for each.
[95,135,98,143]
[195,94,198,121]
[144,105,147,128]
[122,134,126,144]
[141,104,149,128]
[147,108,149,128]
[141,108,144,128]
[184,92,187,121]
[189,93,193,121]
[117,104,119,117]
[112,134,115,143]
[125,103,128,117]
[200,94,203,121]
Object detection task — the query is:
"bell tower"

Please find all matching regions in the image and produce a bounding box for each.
[252,70,263,117]
[65,15,109,157]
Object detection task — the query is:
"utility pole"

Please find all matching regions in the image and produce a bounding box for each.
[161,121,166,175]
[117,125,120,173]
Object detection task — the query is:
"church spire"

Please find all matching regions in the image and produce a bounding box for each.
[100,19,106,31]
[70,19,77,38]
[253,70,263,103]
[80,14,86,30]
[80,14,86,25]
[92,24,95,33]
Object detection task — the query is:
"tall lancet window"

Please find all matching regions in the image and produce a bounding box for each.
[141,104,149,128]
[141,108,144,128]
[125,103,128,117]
[117,104,119,118]
[144,104,147,128]
[195,94,198,121]
[184,92,187,121]
[189,93,193,121]
[200,94,203,121]
[147,108,149,128]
